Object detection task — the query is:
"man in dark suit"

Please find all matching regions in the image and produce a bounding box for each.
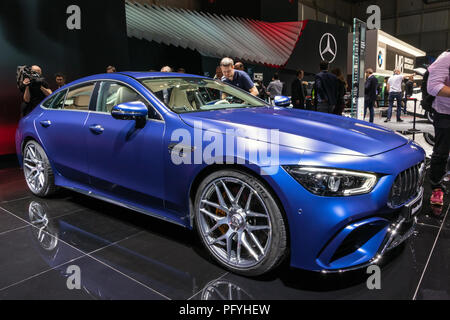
[291,70,307,109]
[314,61,338,113]
[364,68,378,123]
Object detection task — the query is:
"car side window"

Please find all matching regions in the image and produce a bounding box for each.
[42,90,67,109]
[42,95,56,109]
[51,90,68,109]
[63,84,95,111]
[96,81,161,120]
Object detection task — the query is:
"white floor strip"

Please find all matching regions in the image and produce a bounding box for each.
[0,233,142,293]
[412,204,449,300]
[0,206,170,300]
[187,272,229,300]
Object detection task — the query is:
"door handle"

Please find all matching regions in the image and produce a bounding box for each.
[89,124,104,135]
[39,120,52,128]
[168,143,195,153]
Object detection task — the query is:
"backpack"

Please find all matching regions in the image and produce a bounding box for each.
[421,66,435,112]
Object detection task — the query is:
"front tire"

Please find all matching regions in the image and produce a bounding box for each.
[23,141,58,197]
[194,170,287,276]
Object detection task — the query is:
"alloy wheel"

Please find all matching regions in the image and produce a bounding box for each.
[23,143,47,194]
[28,201,58,251]
[197,177,273,269]
[201,279,253,300]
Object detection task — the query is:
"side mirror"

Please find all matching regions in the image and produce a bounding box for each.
[274,96,291,107]
[111,101,148,121]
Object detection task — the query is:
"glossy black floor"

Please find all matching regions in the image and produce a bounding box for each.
[0,155,449,300]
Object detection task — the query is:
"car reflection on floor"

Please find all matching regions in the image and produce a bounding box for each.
[1,160,448,300]
[26,200,209,299]
[19,194,447,300]
[23,198,271,300]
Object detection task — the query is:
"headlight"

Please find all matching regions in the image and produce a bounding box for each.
[283,166,378,197]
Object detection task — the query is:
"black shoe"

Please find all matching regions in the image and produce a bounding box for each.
[431,204,443,217]
[397,119,404,122]
[384,119,390,123]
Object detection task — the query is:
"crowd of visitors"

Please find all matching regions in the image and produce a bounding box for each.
[23,59,422,122]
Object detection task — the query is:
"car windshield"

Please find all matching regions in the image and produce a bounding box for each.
[141,77,266,113]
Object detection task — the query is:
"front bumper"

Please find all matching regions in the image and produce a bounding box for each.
[265,141,426,272]
[318,187,423,273]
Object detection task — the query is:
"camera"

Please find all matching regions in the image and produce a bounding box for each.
[16,65,45,89]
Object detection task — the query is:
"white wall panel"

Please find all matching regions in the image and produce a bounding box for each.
[335,0,352,22]
[316,0,336,13]
[327,16,336,24]
[422,10,448,32]
[381,18,396,35]
[301,4,316,21]
[397,15,422,35]
[398,0,423,13]
[318,11,327,23]
[377,0,397,17]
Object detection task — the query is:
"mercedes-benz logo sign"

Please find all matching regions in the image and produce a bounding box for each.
[319,33,337,63]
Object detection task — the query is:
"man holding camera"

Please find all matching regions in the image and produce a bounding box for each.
[21,65,52,116]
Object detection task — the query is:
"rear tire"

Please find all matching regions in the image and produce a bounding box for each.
[423,132,435,146]
[194,169,287,276]
[426,110,434,124]
[23,141,58,197]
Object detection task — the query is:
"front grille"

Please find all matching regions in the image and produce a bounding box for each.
[388,162,424,208]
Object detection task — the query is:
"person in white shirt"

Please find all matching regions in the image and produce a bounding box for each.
[385,69,408,122]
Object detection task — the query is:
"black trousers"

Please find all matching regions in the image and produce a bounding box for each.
[317,101,335,113]
[430,112,450,190]
[364,99,375,122]
[292,99,305,109]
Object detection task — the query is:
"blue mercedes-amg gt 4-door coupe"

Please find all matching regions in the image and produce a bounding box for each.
[16,72,426,276]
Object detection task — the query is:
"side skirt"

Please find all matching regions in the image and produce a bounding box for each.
[64,186,190,229]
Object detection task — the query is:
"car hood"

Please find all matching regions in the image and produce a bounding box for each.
[179,107,408,157]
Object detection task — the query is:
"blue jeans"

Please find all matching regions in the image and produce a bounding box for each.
[388,92,403,121]
[364,99,375,123]
[403,96,409,114]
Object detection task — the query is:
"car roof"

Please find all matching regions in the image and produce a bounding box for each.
[118,71,207,80]
[55,72,210,93]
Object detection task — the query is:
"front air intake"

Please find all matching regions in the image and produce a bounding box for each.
[329,222,386,263]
